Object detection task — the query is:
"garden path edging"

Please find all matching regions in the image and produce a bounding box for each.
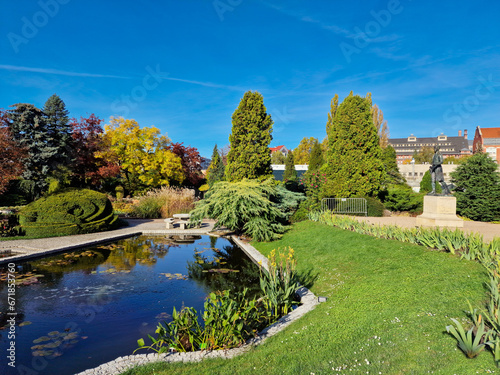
[76,235,319,375]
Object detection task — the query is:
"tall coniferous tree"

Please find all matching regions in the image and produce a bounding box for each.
[308,141,324,172]
[323,93,385,198]
[207,144,225,187]
[43,94,73,169]
[8,103,58,198]
[283,151,297,181]
[225,91,273,182]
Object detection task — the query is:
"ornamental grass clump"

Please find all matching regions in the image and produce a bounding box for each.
[131,187,196,219]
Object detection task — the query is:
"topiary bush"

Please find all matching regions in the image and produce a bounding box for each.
[19,189,119,237]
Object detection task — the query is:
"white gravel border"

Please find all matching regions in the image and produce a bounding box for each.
[76,235,319,375]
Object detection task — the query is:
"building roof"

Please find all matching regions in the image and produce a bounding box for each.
[270,145,286,153]
[481,127,500,139]
[388,133,469,157]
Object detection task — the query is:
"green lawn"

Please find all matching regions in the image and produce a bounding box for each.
[122,221,496,374]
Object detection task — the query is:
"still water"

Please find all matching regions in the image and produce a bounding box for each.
[0,235,260,375]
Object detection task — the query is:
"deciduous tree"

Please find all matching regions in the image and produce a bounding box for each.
[0,110,25,194]
[70,114,108,187]
[225,91,273,181]
[168,142,203,187]
[96,117,184,194]
[294,137,318,164]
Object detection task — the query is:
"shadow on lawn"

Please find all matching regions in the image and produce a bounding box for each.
[297,267,319,289]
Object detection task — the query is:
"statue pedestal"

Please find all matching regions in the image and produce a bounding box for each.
[416,195,463,228]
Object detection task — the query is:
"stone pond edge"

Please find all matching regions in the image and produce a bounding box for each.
[76,233,319,375]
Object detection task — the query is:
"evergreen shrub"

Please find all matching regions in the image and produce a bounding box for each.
[383,186,423,214]
[190,179,287,242]
[365,197,385,217]
[19,189,118,237]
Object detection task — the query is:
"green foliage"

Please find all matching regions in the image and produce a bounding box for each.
[413,146,434,164]
[308,141,324,172]
[383,186,423,213]
[115,185,125,200]
[300,169,328,203]
[293,137,318,164]
[323,93,385,198]
[272,185,306,222]
[290,198,320,223]
[190,179,286,242]
[270,151,285,164]
[446,319,488,358]
[206,144,225,187]
[18,189,118,237]
[43,94,73,169]
[283,151,297,182]
[137,247,300,354]
[381,145,406,186]
[259,247,299,318]
[365,196,385,217]
[8,103,59,198]
[420,170,442,194]
[136,289,263,353]
[451,152,500,222]
[225,91,273,182]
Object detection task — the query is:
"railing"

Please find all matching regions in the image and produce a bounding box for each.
[321,198,367,216]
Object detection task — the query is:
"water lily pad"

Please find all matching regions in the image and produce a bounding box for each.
[155,312,171,320]
[19,321,32,327]
[43,341,62,349]
[48,331,60,337]
[33,336,51,344]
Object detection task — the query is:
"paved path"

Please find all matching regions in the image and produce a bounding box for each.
[352,216,500,242]
[0,219,216,265]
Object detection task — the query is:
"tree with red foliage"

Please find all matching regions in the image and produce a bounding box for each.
[71,114,119,187]
[168,142,204,187]
[0,109,26,194]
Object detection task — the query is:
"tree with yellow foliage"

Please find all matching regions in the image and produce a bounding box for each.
[293,137,319,165]
[96,117,184,194]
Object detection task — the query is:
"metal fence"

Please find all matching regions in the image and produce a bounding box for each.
[321,198,367,216]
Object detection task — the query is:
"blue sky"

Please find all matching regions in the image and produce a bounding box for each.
[1,0,499,157]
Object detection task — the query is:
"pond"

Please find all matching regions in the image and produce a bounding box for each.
[0,235,260,375]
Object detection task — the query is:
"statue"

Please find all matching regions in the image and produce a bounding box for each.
[429,145,451,195]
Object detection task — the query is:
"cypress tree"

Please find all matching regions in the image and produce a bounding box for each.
[308,141,324,172]
[206,144,225,187]
[225,91,273,182]
[322,93,385,198]
[283,151,297,181]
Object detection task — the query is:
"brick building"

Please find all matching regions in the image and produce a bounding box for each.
[473,126,500,163]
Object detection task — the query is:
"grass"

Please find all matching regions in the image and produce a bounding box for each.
[121,220,496,374]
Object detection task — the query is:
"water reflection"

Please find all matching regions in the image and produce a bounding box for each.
[0,235,258,375]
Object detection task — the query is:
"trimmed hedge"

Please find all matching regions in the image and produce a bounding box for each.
[19,189,119,237]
